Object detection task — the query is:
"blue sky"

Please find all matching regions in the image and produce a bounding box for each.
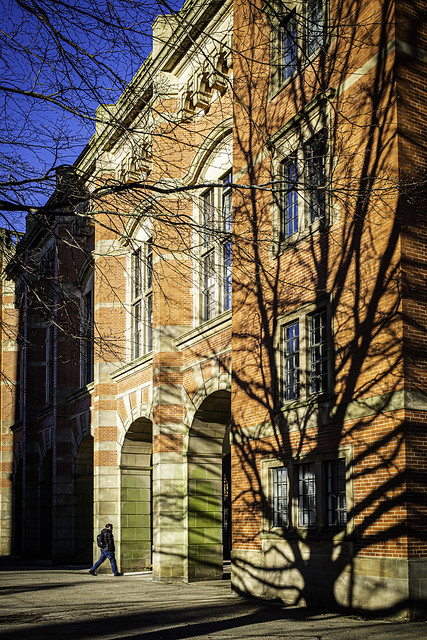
[0,0,183,232]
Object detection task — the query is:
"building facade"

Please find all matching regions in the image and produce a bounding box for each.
[0,0,426,619]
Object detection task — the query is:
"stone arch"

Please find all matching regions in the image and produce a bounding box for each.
[71,410,91,454]
[186,387,231,581]
[117,387,153,449]
[182,367,231,445]
[183,117,233,186]
[120,416,153,572]
[74,435,94,563]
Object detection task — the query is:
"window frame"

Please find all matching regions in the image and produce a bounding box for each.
[325,458,347,527]
[130,239,153,360]
[305,0,325,58]
[269,0,328,94]
[283,319,300,401]
[201,188,217,322]
[199,171,233,324]
[276,301,333,407]
[131,247,143,360]
[280,9,298,82]
[270,97,333,254]
[276,125,329,246]
[309,307,329,395]
[272,465,289,527]
[145,239,153,353]
[281,155,300,239]
[221,172,233,313]
[264,451,351,535]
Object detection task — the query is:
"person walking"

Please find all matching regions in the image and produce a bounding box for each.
[89,523,123,576]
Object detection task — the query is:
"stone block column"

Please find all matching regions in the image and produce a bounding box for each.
[91,227,127,570]
[151,325,188,581]
[92,364,121,571]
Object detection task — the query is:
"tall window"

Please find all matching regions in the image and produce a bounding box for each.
[305,131,326,223]
[306,0,324,57]
[132,248,142,359]
[272,466,288,527]
[145,240,153,352]
[276,127,328,246]
[298,463,316,526]
[202,188,216,322]
[279,129,327,240]
[200,172,232,322]
[222,173,232,312]
[326,459,347,526]
[131,241,153,359]
[272,0,326,89]
[281,158,299,239]
[281,12,298,81]
[309,309,328,394]
[283,321,300,400]
[280,306,331,404]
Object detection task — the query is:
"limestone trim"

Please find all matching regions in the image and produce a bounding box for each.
[233,389,427,443]
[115,381,152,401]
[94,238,124,257]
[175,309,231,350]
[396,39,427,63]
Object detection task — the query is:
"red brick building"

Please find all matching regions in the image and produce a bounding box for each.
[0,0,426,619]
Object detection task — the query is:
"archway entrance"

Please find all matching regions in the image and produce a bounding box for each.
[74,436,94,563]
[120,417,152,572]
[187,390,231,581]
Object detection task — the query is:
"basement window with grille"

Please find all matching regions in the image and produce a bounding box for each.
[266,454,349,533]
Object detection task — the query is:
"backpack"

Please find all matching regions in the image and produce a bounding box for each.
[96,531,106,549]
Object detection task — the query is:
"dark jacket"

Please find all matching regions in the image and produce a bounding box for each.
[101,528,115,552]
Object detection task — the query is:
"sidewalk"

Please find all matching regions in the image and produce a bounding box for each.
[0,559,426,640]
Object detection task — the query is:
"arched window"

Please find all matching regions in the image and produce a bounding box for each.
[131,238,153,359]
[200,172,232,321]
[195,135,232,324]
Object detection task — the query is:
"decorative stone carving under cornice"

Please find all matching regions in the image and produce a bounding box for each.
[115,136,153,183]
[178,43,232,119]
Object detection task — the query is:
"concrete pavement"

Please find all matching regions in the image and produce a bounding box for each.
[0,559,426,640]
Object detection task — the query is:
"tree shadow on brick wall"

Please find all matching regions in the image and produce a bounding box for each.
[228,0,426,620]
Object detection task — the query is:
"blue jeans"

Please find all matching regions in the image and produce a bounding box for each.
[90,550,119,575]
